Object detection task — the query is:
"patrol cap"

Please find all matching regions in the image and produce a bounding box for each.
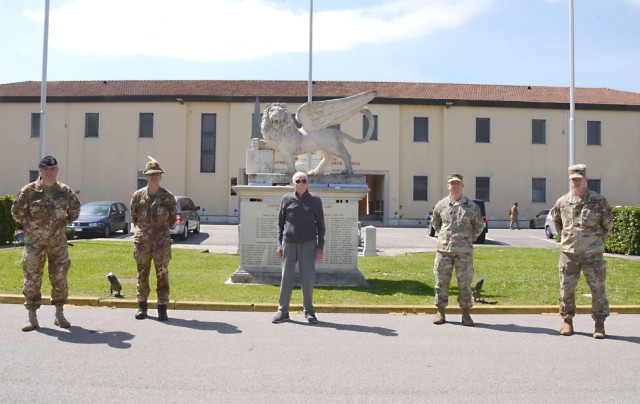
[143,160,165,174]
[568,164,586,179]
[38,155,58,168]
[447,173,463,183]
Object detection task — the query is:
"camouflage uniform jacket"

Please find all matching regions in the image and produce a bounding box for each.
[552,190,612,254]
[11,177,80,242]
[432,195,484,253]
[130,187,177,236]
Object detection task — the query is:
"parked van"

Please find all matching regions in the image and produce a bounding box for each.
[169,196,201,240]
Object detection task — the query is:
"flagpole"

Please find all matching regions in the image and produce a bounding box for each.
[39,0,50,159]
[306,0,313,171]
[568,0,575,168]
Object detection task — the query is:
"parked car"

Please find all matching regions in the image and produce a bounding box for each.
[68,201,130,238]
[544,210,558,239]
[428,199,489,243]
[169,196,201,240]
[529,209,550,229]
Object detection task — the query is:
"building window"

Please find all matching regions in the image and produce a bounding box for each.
[532,178,546,203]
[414,117,429,142]
[532,119,546,144]
[139,113,154,138]
[475,177,490,201]
[29,170,39,182]
[30,113,40,138]
[363,115,378,141]
[587,120,601,145]
[413,176,428,201]
[476,118,490,143]
[85,113,99,138]
[588,179,601,194]
[137,171,146,190]
[201,113,216,173]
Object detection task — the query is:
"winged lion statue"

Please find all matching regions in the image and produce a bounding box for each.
[260,91,377,175]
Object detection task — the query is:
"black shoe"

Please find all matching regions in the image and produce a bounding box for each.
[157,304,168,322]
[272,312,289,324]
[305,313,318,324]
[135,302,148,320]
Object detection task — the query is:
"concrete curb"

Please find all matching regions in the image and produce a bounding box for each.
[1,294,639,314]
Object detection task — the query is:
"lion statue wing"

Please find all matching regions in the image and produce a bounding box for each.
[296,91,377,131]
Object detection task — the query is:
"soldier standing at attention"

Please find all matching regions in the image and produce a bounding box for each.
[431,173,484,326]
[130,159,177,321]
[11,156,80,332]
[552,164,612,339]
[509,202,520,230]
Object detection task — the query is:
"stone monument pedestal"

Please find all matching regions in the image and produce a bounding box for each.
[229,173,369,287]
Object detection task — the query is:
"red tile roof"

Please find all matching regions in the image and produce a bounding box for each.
[1,80,639,107]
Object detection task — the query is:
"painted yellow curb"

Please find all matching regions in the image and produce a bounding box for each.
[1,294,639,314]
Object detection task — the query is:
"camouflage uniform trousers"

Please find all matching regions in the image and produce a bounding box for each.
[559,252,609,320]
[433,251,474,309]
[22,235,71,309]
[134,234,172,305]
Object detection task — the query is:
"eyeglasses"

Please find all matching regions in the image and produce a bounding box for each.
[295,179,307,184]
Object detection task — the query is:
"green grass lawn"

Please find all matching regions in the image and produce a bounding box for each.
[1,240,639,306]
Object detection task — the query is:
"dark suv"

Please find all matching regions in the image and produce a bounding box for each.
[428,199,489,243]
[169,196,201,240]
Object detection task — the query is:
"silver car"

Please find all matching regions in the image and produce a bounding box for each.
[529,209,550,229]
[169,196,201,240]
[544,210,558,239]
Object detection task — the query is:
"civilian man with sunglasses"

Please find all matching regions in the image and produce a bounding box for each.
[272,172,326,324]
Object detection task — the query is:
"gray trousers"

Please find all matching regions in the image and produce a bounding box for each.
[278,239,317,315]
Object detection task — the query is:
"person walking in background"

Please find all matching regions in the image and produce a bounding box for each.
[431,173,484,326]
[130,158,177,321]
[552,164,612,339]
[509,202,520,230]
[11,156,80,332]
[272,171,325,324]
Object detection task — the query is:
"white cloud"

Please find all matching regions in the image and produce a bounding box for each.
[23,0,494,62]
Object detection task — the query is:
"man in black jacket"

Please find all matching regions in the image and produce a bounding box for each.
[272,171,326,324]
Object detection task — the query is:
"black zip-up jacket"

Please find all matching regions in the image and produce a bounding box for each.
[277,190,325,249]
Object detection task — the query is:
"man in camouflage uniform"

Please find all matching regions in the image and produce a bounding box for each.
[431,174,484,326]
[130,159,177,321]
[552,164,612,339]
[11,156,80,332]
[509,202,520,230]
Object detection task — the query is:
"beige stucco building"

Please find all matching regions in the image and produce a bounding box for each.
[1,80,639,227]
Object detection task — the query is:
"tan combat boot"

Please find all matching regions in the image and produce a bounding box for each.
[433,307,446,325]
[54,305,71,328]
[593,317,606,339]
[461,308,474,327]
[560,318,573,336]
[22,308,39,332]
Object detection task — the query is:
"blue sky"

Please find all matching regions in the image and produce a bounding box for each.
[1,0,639,93]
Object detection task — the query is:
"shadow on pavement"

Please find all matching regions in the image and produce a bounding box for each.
[474,322,558,336]
[287,320,398,337]
[159,317,241,334]
[37,325,134,349]
[574,331,640,345]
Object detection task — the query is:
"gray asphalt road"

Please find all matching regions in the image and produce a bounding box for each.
[112,225,558,254]
[1,304,638,403]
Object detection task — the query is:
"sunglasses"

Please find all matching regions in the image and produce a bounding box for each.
[295,179,308,184]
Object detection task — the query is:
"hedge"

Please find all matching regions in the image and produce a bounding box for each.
[0,195,19,244]
[605,206,640,256]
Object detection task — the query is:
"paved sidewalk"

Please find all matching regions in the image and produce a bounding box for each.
[2,303,639,404]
